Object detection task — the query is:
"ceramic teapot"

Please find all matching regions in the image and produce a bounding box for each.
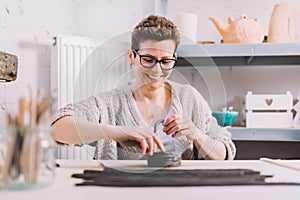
[209,15,264,44]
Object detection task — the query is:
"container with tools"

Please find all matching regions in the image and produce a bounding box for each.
[0,90,55,190]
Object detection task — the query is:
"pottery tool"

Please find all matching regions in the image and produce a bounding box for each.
[260,157,300,172]
[153,119,164,134]
[2,98,30,183]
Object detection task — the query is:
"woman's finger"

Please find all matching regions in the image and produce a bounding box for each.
[164,123,177,135]
[153,135,165,152]
[164,117,182,134]
[163,114,181,126]
[165,123,182,135]
[139,138,148,154]
[153,143,157,152]
[172,128,189,138]
[146,136,154,155]
[164,116,190,135]
[118,126,165,154]
[136,127,162,154]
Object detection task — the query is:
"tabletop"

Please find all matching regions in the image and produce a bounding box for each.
[1,159,300,200]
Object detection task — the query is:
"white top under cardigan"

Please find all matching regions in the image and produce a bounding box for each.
[52,80,236,160]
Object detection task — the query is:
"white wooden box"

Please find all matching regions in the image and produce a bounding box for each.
[245,91,293,128]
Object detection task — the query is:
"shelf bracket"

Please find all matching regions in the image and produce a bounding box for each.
[246,56,255,65]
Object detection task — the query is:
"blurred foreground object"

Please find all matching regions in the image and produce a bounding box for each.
[0,51,18,82]
[0,91,55,190]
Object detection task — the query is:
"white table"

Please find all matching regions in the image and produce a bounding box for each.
[1,160,300,200]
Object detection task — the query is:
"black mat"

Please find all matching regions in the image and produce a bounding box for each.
[71,167,300,187]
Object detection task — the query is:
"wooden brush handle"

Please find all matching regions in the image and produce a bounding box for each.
[17,98,30,126]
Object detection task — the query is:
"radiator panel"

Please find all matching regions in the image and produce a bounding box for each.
[51,35,131,159]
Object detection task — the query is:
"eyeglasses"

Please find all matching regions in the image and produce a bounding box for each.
[132,49,177,70]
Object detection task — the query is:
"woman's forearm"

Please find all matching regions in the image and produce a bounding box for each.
[52,116,109,144]
[51,116,166,154]
[193,131,227,160]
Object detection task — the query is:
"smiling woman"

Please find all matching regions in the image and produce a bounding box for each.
[51,15,236,161]
[129,39,176,96]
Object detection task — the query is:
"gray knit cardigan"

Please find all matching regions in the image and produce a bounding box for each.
[52,81,236,160]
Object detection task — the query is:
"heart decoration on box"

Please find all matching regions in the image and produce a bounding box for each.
[265,98,273,106]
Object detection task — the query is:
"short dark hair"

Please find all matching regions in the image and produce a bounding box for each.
[131,15,181,52]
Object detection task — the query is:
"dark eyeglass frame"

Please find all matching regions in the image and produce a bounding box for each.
[132,49,177,70]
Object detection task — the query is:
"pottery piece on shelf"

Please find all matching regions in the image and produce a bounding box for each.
[268,3,300,43]
[176,13,198,44]
[209,15,264,44]
[0,51,18,82]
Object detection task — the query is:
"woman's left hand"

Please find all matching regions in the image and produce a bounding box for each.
[163,114,203,141]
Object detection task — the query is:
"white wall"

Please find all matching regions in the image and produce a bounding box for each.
[0,0,149,125]
[0,0,299,126]
[0,0,79,125]
[167,0,294,43]
[75,0,151,39]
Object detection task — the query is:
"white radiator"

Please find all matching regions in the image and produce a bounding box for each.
[51,35,131,159]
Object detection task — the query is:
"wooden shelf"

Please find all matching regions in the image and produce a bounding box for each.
[176,43,300,143]
[228,127,300,142]
[176,43,300,66]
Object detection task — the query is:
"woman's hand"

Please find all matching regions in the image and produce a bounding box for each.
[163,115,227,160]
[163,114,203,141]
[52,116,165,155]
[103,125,165,155]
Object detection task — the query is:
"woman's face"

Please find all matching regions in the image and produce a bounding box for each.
[129,39,176,90]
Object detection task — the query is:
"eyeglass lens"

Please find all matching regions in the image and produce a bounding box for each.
[140,56,176,69]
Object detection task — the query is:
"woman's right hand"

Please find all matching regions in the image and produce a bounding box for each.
[102,125,165,155]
